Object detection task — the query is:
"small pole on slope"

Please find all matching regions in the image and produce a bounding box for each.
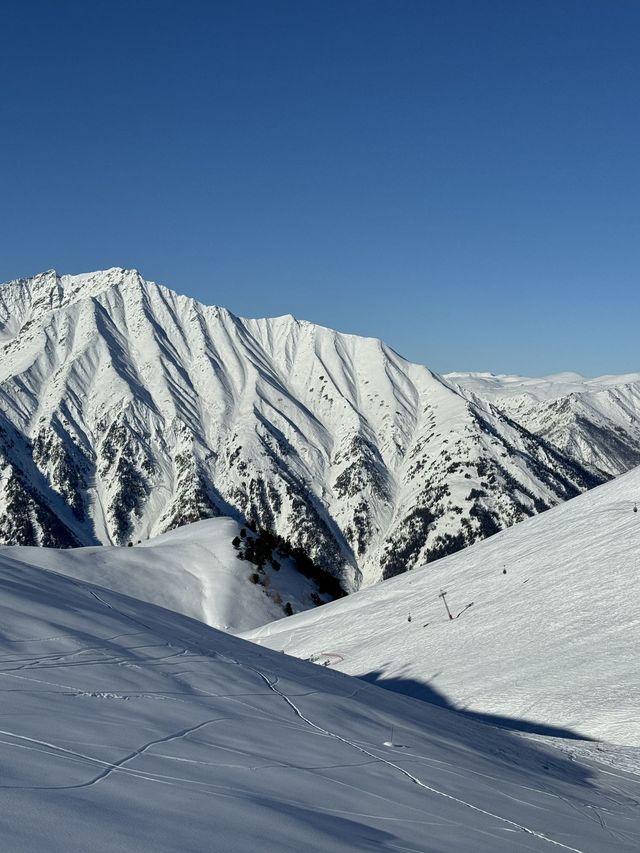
[439,590,453,621]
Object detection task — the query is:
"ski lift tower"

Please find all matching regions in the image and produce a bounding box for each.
[439,589,453,621]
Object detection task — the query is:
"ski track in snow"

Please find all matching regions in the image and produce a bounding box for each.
[235,660,588,853]
[0,647,591,851]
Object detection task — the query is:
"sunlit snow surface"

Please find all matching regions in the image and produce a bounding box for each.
[247,465,640,746]
[1,556,639,851]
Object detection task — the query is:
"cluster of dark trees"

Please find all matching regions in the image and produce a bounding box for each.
[232,524,345,600]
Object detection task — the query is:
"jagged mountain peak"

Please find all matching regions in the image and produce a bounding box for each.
[3,266,141,301]
[0,268,621,590]
[0,267,229,335]
[2,269,440,390]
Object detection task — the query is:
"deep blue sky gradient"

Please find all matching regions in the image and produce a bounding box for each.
[1,0,639,375]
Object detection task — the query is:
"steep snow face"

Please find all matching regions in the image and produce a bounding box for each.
[0,517,333,633]
[246,465,640,745]
[1,556,639,852]
[0,269,605,588]
[448,372,640,477]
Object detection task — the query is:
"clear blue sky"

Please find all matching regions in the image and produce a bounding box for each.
[1,0,639,376]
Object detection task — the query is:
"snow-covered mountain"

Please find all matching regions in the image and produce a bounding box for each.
[246,464,640,745]
[1,517,335,633]
[448,371,640,477]
[0,268,611,589]
[1,551,639,852]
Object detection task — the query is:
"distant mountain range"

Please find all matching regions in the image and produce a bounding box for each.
[1,268,637,589]
[447,370,640,476]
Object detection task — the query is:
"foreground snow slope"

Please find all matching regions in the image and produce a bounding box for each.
[1,557,639,852]
[247,465,640,745]
[0,517,325,633]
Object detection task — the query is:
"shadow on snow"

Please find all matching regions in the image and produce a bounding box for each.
[360,669,594,741]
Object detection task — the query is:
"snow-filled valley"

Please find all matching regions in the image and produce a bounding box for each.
[1,553,640,852]
[247,463,640,746]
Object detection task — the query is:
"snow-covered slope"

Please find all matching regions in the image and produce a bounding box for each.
[1,555,640,852]
[448,372,640,477]
[0,268,606,588]
[246,465,640,745]
[1,517,332,633]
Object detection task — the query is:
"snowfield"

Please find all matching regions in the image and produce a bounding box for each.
[1,553,639,852]
[246,464,640,746]
[0,517,326,633]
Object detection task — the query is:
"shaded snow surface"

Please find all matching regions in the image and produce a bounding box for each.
[246,465,640,745]
[0,556,639,851]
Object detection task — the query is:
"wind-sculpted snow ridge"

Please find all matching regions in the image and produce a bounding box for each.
[1,553,639,852]
[0,268,615,589]
[246,464,640,746]
[1,517,335,633]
